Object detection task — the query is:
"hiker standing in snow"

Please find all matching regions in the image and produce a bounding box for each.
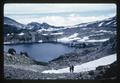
[69,65,74,73]
[69,65,72,72]
[71,65,74,73]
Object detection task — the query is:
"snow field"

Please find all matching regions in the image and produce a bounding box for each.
[42,54,116,74]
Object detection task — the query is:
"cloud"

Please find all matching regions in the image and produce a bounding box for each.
[4,3,116,14]
[4,4,116,26]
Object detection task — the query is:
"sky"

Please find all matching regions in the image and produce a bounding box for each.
[4,3,116,26]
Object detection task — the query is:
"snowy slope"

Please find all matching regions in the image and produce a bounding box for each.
[57,33,80,43]
[57,34,109,43]
[42,54,116,74]
[74,16,116,28]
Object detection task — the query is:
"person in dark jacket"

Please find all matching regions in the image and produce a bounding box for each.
[71,65,74,73]
[69,65,74,73]
[69,65,72,72]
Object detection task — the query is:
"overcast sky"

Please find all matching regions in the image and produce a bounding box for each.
[4,4,116,26]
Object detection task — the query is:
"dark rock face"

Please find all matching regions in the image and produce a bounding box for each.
[40,22,51,29]
[95,61,117,79]
[4,17,25,35]
[4,52,35,65]
[26,22,42,30]
[8,48,16,55]
[25,22,62,31]
[4,17,24,28]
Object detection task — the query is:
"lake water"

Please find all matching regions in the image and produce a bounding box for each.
[4,43,75,62]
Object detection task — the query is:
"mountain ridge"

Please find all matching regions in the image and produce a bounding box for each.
[4,16,116,29]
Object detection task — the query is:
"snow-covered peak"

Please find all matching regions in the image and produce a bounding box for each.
[72,16,116,28]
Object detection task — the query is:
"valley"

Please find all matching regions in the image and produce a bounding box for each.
[3,16,117,79]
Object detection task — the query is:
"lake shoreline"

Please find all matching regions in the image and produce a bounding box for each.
[4,42,75,62]
[4,41,69,46]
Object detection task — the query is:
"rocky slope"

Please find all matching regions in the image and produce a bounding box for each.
[4,52,34,65]
[47,35,116,69]
[4,17,25,35]
[4,58,117,80]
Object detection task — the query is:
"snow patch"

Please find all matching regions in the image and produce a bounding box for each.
[4,42,11,44]
[98,22,104,27]
[57,34,109,43]
[77,36,89,42]
[18,32,24,36]
[57,33,80,43]
[38,40,43,43]
[6,53,12,56]
[96,30,112,33]
[7,34,10,36]
[106,21,112,25]
[75,24,88,27]
[68,33,79,39]
[57,37,72,43]
[37,28,65,33]
[42,54,116,74]
[42,34,48,36]
[51,32,64,35]
[89,33,103,37]
[37,28,46,32]
[84,38,109,42]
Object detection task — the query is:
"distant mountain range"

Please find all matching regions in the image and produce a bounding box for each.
[4,16,116,35]
[4,16,117,46]
[4,17,64,33]
[74,16,116,28]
